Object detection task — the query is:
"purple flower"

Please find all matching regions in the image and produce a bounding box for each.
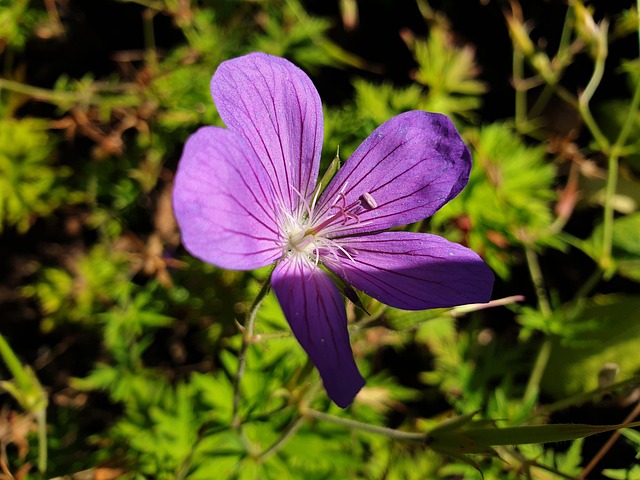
[173,52,494,408]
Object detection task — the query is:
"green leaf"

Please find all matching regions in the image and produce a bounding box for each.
[541,294,640,397]
[408,22,486,121]
[427,412,640,460]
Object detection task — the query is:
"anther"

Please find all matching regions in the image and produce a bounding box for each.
[359,192,377,209]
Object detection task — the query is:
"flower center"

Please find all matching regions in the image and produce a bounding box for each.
[278,189,378,264]
[287,228,315,254]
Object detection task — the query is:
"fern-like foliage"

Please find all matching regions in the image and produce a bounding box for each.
[0,118,72,233]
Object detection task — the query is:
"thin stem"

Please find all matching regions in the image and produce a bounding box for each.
[578,399,640,479]
[523,338,553,406]
[523,245,553,405]
[528,84,555,119]
[600,68,640,270]
[258,416,306,462]
[232,275,273,429]
[524,246,552,318]
[513,48,527,132]
[257,381,322,462]
[529,3,577,119]
[573,268,603,301]
[600,151,619,272]
[305,408,426,442]
[0,78,75,104]
[578,51,610,152]
[142,8,158,73]
[540,376,640,416]
[497,446,581,480]
[36,408,47,474]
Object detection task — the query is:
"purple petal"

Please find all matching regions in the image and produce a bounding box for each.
[211,52,323,216]
[272,257,365,407]
[323,232,494,310]
[312,111,471,237]
[173,127,283,270]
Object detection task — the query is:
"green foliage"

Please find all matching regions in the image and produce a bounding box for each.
[432,123,557,278]
[574,212,640,281]
[23,245,132,330]
[541,294,640,397]
[0,0,43,51]
[407,23,487,121]
[3,0,640,478]
[0,118,74,233]
[251,0,364,72]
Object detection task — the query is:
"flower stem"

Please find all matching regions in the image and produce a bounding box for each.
[600,56,640,271]
[513,47,527,132]
[524,245,552,318]
[36,408,48,474]
[304,408,426,442]
[577,46,610,152]
[600,151,619,273]
[0,333,31,391]
[258,415,307,462]
[257,382,322,462]
[523,338,553,406]
[523,245,553,405]
[232,275,272,429]
[142,8,158,73]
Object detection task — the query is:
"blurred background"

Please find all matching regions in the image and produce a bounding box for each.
[1,0,640,478]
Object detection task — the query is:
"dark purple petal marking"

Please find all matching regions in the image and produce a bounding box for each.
[173,126,283,270]
[323,232,494,310]
[211,52,323,215]
[312,111,471,237]
[272,257,365,408]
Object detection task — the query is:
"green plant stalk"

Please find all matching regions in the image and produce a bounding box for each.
[578,52,610,152]
[0,332,31,391]
[578,400,640,479]
[513,48,527,132]
[497,446,580,480]
[0,77,137,108]
[258,415,306,462]
[142,8,158,74]
[231,274,273,429]
[522,245,553,405]
[0,333,48,473]
[573,268,604,301]
[541,376,640,416]
[600,151,619,273]
[0,77,79,104]
[600,65,640,269]
[36,408,47,474]
[524,245,552,318]
[529,7,575,118]
[258,381,322,462]
[305,408,426,442]
[523,338,552,406]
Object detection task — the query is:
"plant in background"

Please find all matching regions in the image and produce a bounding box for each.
[2,0,640,478]
[0,118,74,233]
